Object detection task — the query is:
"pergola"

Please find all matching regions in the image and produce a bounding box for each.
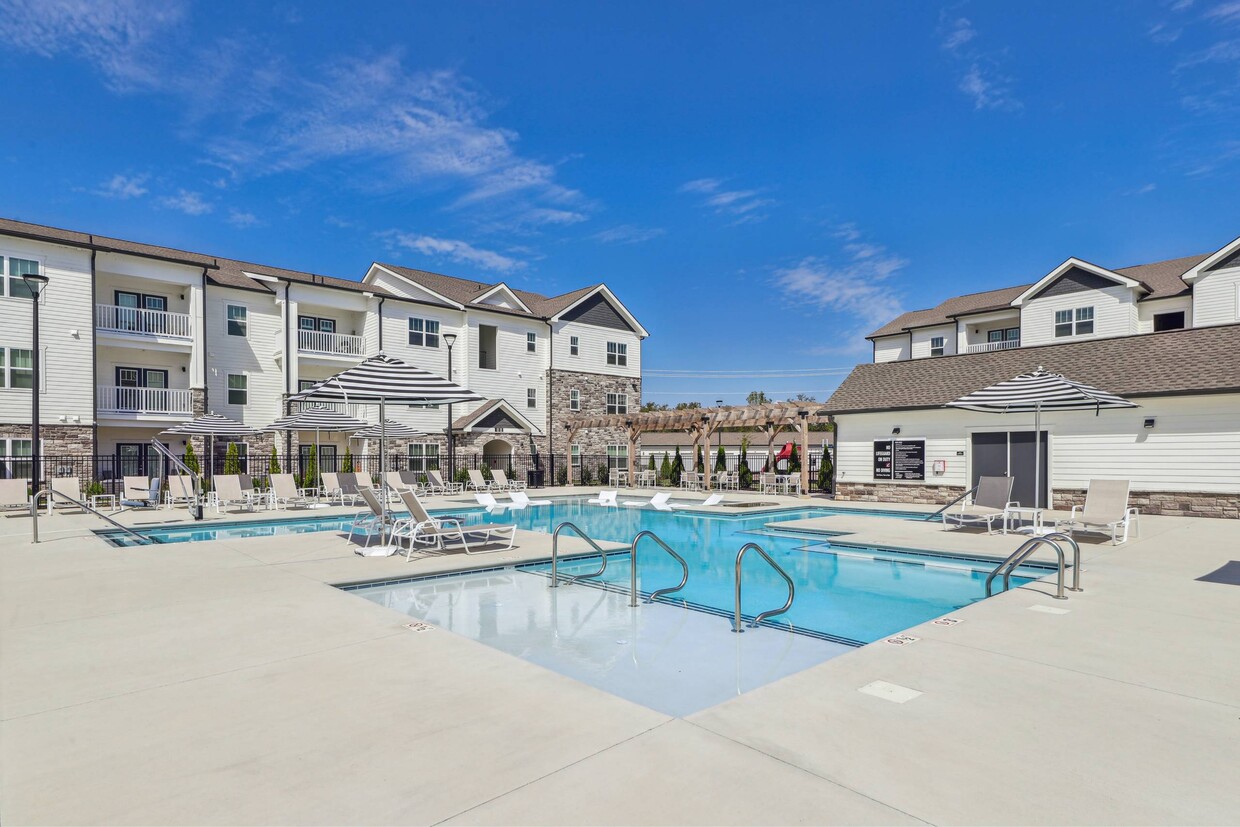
[563,402,832,495]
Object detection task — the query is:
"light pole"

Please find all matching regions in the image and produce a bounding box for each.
[715,398,723,476]
[22,274,49,492]
[443,332,457,478]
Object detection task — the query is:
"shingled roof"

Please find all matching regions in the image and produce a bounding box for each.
[827,323,1240,414]
[375,262,605,319]
[867,252,1210,339]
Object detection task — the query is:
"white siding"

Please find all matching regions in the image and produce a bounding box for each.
[1021,284,1138,347]
[872,335,909,363]
[468,310,549,433]
[0,236,94,424]
[205,286,284,426]
[835,395,1240,496]
[373,302,465,434]
[1192,265,1240,327]
[1136,297,1193,334]
[909,325,956,359]
[551,320,641,378]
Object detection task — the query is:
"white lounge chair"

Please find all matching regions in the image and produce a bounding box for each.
[393,489,515,557]
[475,492,516,511]
[213,475,253,513]
[671,493,724,509]
[942,476,1017,534]
[426,469,463,494]
[510,491,551,507]
[623,491,673,510]
[122,476,150,502]
[270,473,314,509]
[1056,479,1138,545]
[466,469,493,492]
[323,472,363,506]
[165,475,196,509]
[0,478,29,515]
[48,477,84,514]
[346,485,400,550]
[491,469,525,491]
[120,477,162,510]
[587,490,618,506]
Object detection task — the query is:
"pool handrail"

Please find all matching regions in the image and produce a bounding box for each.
[31,488,160,546]
[733,541,796,633]
[1017,531,1082,593]
[629,529,689,607]
[925,484,979,521]
[549,521,610,588]
[985,535,1067,600]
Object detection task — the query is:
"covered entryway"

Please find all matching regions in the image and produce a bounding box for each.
[481,438,513,470]
[970,430,1049,509]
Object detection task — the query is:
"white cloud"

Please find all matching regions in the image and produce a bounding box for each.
[772,226,908,330]
[383,231,523,273]
[959,64,1022,111]
[1122,182,1158,195]
[95,173,148,199]
[677,177,775,222]
[0,0,187,91]
[592,225,666,244]
[227,209,259,227]
[1206,1,1240,21]
[937,13,1022,112]
[160,189,212,215]
[940,17,977,53]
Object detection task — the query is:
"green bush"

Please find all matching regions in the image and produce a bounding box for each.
[301,444,317,488]
[581,464,594,485]
[556,465,568,486]
[224,442,241,475]
[714,445,726,473]
[659,452,672,485]
[182,442,200,476]
[788,443,801,473]
[597,463,608,486]
[480,462,492,481]
[671,447,684,485]
[817,448,834,493]
[648,455,656,472]
[342,446,354,473]
[86,480,105,497]
[454,467,470,485]
[694,445,704,474]
[738,435,753,489]
[269,446,280,477]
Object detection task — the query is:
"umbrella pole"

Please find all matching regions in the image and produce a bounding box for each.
[379,398,388,548]
[1034,402,1042,511]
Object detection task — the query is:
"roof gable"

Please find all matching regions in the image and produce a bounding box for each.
[550,285,649,337]
[452,399,541,434]
[1183,237,1240,282]
[471,283,531,313]
[1012,258,1142,306]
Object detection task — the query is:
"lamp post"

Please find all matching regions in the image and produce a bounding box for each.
[443,332,457,478]
[715,399,723,477]
[22,273,49,492]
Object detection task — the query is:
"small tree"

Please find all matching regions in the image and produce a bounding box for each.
[480,461,492,481]
[581,463,594,485]
[738,435,753,489]
[302,444,317,489]
[342,445,354,473]
[223,442,241,475]
[597,462,608,487]
[671,446,684,485]
[714,445,726,473]
[268,445,280,477]
[817,446,834,493]
[788,443,801,473]
[659,452,672,486]
[647,455,656,472]
[695,445,704,474]
[182,442,201,476]
[454,466,470,485]
[556,465,569,486]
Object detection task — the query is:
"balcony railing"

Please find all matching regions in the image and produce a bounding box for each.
[967,339,1021,353]
[298,329,364,357]
[96,304,193,339]
[97,386,193,415]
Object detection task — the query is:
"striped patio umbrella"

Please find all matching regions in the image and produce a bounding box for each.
[945,367,1136,508]
[350,420,426,440]
[265,405,371,480]
[161,413,259,479]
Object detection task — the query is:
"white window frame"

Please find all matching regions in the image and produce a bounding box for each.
[607,444,627,470]
[526,332,537,353]
[606,341,628,366]
[407,442,440,472]
[569,335,579,356]
[569,388,580,411]
[527,387,537,409]
[408,317,440,348]
[0,437,32,479]
[226,304,248,337]
[226,373,248,406]
[0,346,34,390]
[606,392,627,415]
[929,336,945,357]
[571,443,582,471]
[1055,306,1094,338]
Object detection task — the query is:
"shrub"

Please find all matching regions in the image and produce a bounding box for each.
[788,443,801,473]
[342,446,354,473]
[302,444,317,489]
[648,455,656,472]
[454,467,470,485]
[738,435,753,489]
[86,480,105,497]
[581,464,594,485]
[671,447,684,485]
[556,465,568,486]
[659,452,672,485]
[480,462,492,481]
[182,442,201,476]
[714,445,726,473]
[223,442,241,475]
[694,445,704,474]
[596,463,608,486]
[817,448,834,493]
[269,446,280,478]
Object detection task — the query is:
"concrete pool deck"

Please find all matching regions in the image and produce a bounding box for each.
[2,487,1238,824]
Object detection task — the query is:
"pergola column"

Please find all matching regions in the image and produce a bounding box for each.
[798,410,810,498]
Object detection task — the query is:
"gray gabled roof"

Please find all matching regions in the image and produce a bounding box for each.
[828,324,1240,414]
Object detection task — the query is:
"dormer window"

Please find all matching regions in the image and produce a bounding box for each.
[1055,306,1094,338]
[930,336,945,357]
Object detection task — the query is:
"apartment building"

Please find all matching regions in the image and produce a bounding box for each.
[0,217,647,479]
[825,235,1240,517]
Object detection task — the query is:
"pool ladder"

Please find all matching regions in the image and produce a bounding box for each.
[547,522,689,606]
[985,531,1082,600]
[732,542,796,633]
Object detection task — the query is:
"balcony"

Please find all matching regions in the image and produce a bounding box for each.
[96,304,193,340]
[297,329,364,358]
[967,339,1021,353]
[97,386,193,416]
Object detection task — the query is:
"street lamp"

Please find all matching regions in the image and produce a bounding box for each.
[715,399,724,475]
[443,332,457,477]
[21,273,49,491]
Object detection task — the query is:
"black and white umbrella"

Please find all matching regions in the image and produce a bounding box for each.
[162,413,259,478]
[946,367,1136,507]
[265,405,370,484]
[290,353,483,549]
[351,420,426,440]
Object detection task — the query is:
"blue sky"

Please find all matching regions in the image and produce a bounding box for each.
[1,0,1237,404]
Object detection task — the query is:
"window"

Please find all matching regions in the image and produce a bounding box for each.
[1154,311,1185,332]
[299,315,336,333]
[407,443,440,472]
[407,317,440,348]
[1,256,41,298]
[606,392,627,415]
[571,444,581,472]
[0,437,32,480]
[115,366,167,389]
[929,336,945,357]
[570,335,579,356]
[606,341,628,366]
[1054,306,1094,338]
[569,388,580,411]
[0,347,34,389]
[226,305,247,337]
[227,374,248,406]
[527,387,537,409]
[987,327,1020,343]
[527,332,537,353]
[478,325,497,369]
[607,444,627,470]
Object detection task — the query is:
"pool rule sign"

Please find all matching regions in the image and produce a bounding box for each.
[873,439,926,480]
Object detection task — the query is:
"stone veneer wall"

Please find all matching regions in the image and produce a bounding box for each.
[0,424,95,454]
[834,482,966,505]
[548,367,639,456]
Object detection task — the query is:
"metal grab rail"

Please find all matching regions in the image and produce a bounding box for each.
[31,489,159,546]
[1016,531,1082,593]
[549,521,611,588]
[628,530,690,607]
[985,536,1066,600]
[148,439,205,521]
[926,484,979,521]
[733,542,796,633]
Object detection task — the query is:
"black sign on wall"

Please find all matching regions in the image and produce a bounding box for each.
[874,439,926,481]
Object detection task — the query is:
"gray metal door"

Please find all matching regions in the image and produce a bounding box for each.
[1010,430,1049,509]
[970,432,1008,489]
